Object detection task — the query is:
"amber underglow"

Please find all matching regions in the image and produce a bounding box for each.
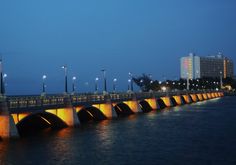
[197,94,203,101]
[145,98,158,109]
[182,95,191,103]
[46,108,76,126]
[211,93,216,98]
[161,97,172,107]
[123,101,140,113]
[219,92,224,97]
[190,94,198,102]
[207,93,212,99]
[214,93,218,97]
[46,109,57,115]
[11,113,31,124]
[93,103,113,118]
[75,106,84,113]
[0,116,10,138]
[202,93,208,100]
[173,96,182,105]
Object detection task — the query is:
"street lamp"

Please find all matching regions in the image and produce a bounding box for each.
[129,72,133,91]
[42,75,47,94]
[72,76,76,93]
[101,69,107,93]
[61,65,68,93]
[95,77,99,93]
[128,79,131,91]
[113,78,117,92]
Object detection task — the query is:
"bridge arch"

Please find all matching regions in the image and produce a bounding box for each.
[77,106,107,123]
[16,112,67,136]
[139,100,153,113]
[113,102,134,117]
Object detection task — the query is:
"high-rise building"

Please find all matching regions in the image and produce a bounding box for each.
[180,53,234,79]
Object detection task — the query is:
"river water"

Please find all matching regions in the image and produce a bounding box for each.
[1,96,236,165]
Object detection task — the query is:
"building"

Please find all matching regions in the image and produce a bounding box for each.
[180,53,234,79]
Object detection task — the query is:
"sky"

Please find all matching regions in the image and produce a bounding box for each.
[0,0,236,95]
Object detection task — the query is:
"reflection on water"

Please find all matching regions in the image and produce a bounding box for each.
[1,97,236,164]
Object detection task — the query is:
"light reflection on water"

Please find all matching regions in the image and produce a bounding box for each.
[1,97,236,165]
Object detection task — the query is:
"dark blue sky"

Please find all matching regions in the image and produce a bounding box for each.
[0,0,236,95]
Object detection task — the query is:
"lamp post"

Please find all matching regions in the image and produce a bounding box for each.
[72,76,76,93]
[101,69,107,93]
[62,65,68,94]
[95,77,99,93]
[128,79,131,91]
[113,78,117,92]
[42,75,47,94]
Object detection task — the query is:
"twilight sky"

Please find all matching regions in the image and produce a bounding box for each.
[0,0,236,95]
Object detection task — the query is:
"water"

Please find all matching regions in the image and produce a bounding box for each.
[1,97,236,165]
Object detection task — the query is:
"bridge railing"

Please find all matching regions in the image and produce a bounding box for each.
[4,90,218,110]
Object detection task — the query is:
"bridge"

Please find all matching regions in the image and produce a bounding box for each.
[0,90,224,138]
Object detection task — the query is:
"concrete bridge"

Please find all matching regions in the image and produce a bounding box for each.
[0,90,224,138]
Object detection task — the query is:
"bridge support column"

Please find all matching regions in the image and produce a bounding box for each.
[47,107,80,126]
[207,93,212,99]
[173,96,183,105]
[161,97,172,107]
[190,94,198,102]
[93,103,117,118]
[182,95,192,104]
[123,100,142,113]
[0,101,19,138]
[196,94,203,101]
[202,93,208,100]
[145,98,158,110]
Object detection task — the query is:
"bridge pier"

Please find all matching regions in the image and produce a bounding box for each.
[93,102,117,118]
[196,94,203,101]
[145,98,158,110]
[182,95,192,103]
[172,96,183,105]
[123,100,142,113]
[160,97,172,107]
[0,101,19,139]
[46,107,80,127]
[190,94,198,102]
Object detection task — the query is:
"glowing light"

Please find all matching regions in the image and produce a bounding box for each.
[86,110,94,118]
[40,116,51,125]
[161,86,167,92]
